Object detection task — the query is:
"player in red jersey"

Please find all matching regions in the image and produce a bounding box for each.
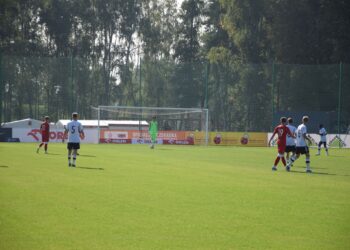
[268,117,295,171]
[37,116,50,154]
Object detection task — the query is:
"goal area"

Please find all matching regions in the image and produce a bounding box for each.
[91,106,209,145]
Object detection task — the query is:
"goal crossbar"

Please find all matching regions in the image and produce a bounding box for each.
[97,105,207,112]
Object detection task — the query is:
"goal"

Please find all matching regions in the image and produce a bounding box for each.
[91,106,209,145]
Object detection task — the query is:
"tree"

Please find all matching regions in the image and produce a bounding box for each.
[171,0,204,108]
[139,0,179,108]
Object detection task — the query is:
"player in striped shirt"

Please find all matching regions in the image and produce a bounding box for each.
[285,117,297,166]
[316,124,328,156]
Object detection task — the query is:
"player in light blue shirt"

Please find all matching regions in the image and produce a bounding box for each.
[63,112,84,167]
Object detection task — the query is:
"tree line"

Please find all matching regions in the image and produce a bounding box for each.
[0,0,349,132]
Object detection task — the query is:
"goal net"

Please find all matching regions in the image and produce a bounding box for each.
[91,106,209,145]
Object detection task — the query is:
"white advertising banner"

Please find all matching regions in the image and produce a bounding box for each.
[12,128,99,144]
[267,133,350,148]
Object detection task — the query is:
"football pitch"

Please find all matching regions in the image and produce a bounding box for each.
[0,143,349,250]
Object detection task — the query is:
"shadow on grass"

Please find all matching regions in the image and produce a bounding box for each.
[76,166,104,170]
[290,169,336,175]
[77,154,97,158]
[0,165,9,168]
[46,153,62,156]
[154,148,174,151]
[301,166,327,170]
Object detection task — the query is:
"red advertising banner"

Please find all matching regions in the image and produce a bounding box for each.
[99,130,195,145]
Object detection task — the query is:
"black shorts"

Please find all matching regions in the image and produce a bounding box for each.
[296,146,309,155]
[67,143,80,150]
[285,145,296,153]
[318,141,327,147]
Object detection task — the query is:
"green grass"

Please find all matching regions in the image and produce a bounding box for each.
[0,143,349,250]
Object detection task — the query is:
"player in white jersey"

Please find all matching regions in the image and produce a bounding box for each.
[286,116,312,173]
[63,112,85,167]
[285,117,297,165]
[316,124,328,156]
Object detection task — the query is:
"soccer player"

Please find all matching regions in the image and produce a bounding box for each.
[286,116,313,173]
[149,115,158,149]
[285,117,297,165]
[63,112,84,167]
[268,117,295,171]
[37,116,50,154]
[316,124,328,156]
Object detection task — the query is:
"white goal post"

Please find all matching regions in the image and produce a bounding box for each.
[91,106,209,145]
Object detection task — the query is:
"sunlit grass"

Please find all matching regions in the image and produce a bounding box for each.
[0,143,349,250]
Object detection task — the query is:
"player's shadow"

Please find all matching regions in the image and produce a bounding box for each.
[292,165,327,170]
[0,165,9,168]
[305,166,327,170]
[78,154,96,158]
[290,169,336,176]
[76,166,104,170]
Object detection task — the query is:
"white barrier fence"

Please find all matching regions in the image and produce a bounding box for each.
[267,133,350,148]
[7,128,350,148]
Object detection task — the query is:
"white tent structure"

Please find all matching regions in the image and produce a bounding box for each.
[56,120,148,130]
[1,118,43,128]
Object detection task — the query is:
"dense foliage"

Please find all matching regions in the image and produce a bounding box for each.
[1,0,349,131]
